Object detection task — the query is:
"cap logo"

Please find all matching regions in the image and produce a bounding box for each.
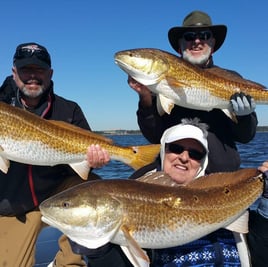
[13,43,51,68]
[21,44,42,52]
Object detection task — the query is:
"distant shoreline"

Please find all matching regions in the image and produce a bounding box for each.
[95,126,268,135]
[94,130,142,135]
[257,126,268,132]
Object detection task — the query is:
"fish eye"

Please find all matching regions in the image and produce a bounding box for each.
[62,201,70,208]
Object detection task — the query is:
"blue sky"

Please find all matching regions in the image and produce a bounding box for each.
[0,0,267,130]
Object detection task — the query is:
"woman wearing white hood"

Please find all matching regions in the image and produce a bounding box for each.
[127,117,209,184]
[159,118,208,184]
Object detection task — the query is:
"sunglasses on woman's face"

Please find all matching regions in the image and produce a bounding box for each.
[183,31,212,42]
[165,143,206,161]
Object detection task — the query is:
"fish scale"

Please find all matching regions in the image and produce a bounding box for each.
[40,168,263,249]
[115,48,268,114]
[0,102,160,179]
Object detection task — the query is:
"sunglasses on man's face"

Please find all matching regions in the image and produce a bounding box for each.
[183,31,212,42]
[165,143,206,161]
[14,48,50,64]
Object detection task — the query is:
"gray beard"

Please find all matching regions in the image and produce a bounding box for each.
[182,47,212,66]
[21,85,45,98]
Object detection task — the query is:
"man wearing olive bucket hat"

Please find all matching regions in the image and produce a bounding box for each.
[168,10,227,57]
[128,10,258,175]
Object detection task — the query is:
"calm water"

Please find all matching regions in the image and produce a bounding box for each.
[237,132,268,168]
[94,132,268,179]
[34,132,268,266]
[93,134,150,179]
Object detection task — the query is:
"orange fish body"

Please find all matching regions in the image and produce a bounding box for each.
[0,102,160,179]
[115,48,268,116]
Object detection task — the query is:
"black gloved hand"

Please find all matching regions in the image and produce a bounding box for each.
[230,92,256,116]
[68,238,112,257]
[263,171,268,199]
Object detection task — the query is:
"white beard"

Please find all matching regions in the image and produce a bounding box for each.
[182,46,212,66]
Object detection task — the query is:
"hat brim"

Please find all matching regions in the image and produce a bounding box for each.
[168,25,227,53]
[14,57,50,69]
[161,124,208,152]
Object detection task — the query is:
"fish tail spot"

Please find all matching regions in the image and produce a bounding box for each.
[193,195,199,203]
[224,187,231,195]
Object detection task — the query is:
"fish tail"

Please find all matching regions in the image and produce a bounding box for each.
[128,144,160,170]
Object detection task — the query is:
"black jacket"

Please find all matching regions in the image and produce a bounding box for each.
[248,209,268,267]
[0,76,91,216]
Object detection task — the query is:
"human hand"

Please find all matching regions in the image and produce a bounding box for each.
[258,161,268,198]
[230,92,256,116]
[87,144,110,168]
[127,76,149,94]
[128,76,153,108]
[68,237,112,257]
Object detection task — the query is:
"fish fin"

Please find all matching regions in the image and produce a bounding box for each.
[49,120,114,144]
[157,94,174,114]
[126,144,160,170]
[225,211,249,233]
[222,109,238,123]
[156,96,166,116]
[120,225,150,267]
[69,160,91,180]
[233,232,251,267]
[166,76,187,88]
[137,170,180,187]
[0,154,10,174]
[120,246,149,267]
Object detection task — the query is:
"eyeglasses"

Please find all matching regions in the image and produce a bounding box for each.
[183,31,212,42]
[14,48,51,65]
[165,143,206,161]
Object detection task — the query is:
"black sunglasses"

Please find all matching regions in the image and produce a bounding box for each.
[183,31,212,42]
[14,48,51,64]
[165,143,206,161]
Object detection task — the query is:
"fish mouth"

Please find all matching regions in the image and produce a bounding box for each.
[41,215,61,228]
[114,59,131,73]
[115,59,161,86]
[41,214,77,235]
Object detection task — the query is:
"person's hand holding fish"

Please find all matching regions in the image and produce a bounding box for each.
[258,160,268,199]
[255,161,268,220]
[68,237,113,257]
[128,76,153,108]
[87,144,110,169]
[230,92,256,116]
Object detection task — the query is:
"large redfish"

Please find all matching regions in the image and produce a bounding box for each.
[40,168,263,267]
[0,102,160,180]
[114,48,268,117]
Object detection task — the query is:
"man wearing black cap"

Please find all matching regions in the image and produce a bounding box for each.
[128,10,257,175]
[0,42,110,267]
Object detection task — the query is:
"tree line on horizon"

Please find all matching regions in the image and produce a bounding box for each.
[94,126,268,135]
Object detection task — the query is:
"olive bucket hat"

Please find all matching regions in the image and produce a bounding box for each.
[168,10,227,53]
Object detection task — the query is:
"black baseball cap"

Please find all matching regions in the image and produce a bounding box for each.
[13,42,51,69]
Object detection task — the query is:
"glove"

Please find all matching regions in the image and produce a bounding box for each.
[69,238,133,266]
[230,92,256,116]
[68,238,112,257]
[263,171,268,199]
